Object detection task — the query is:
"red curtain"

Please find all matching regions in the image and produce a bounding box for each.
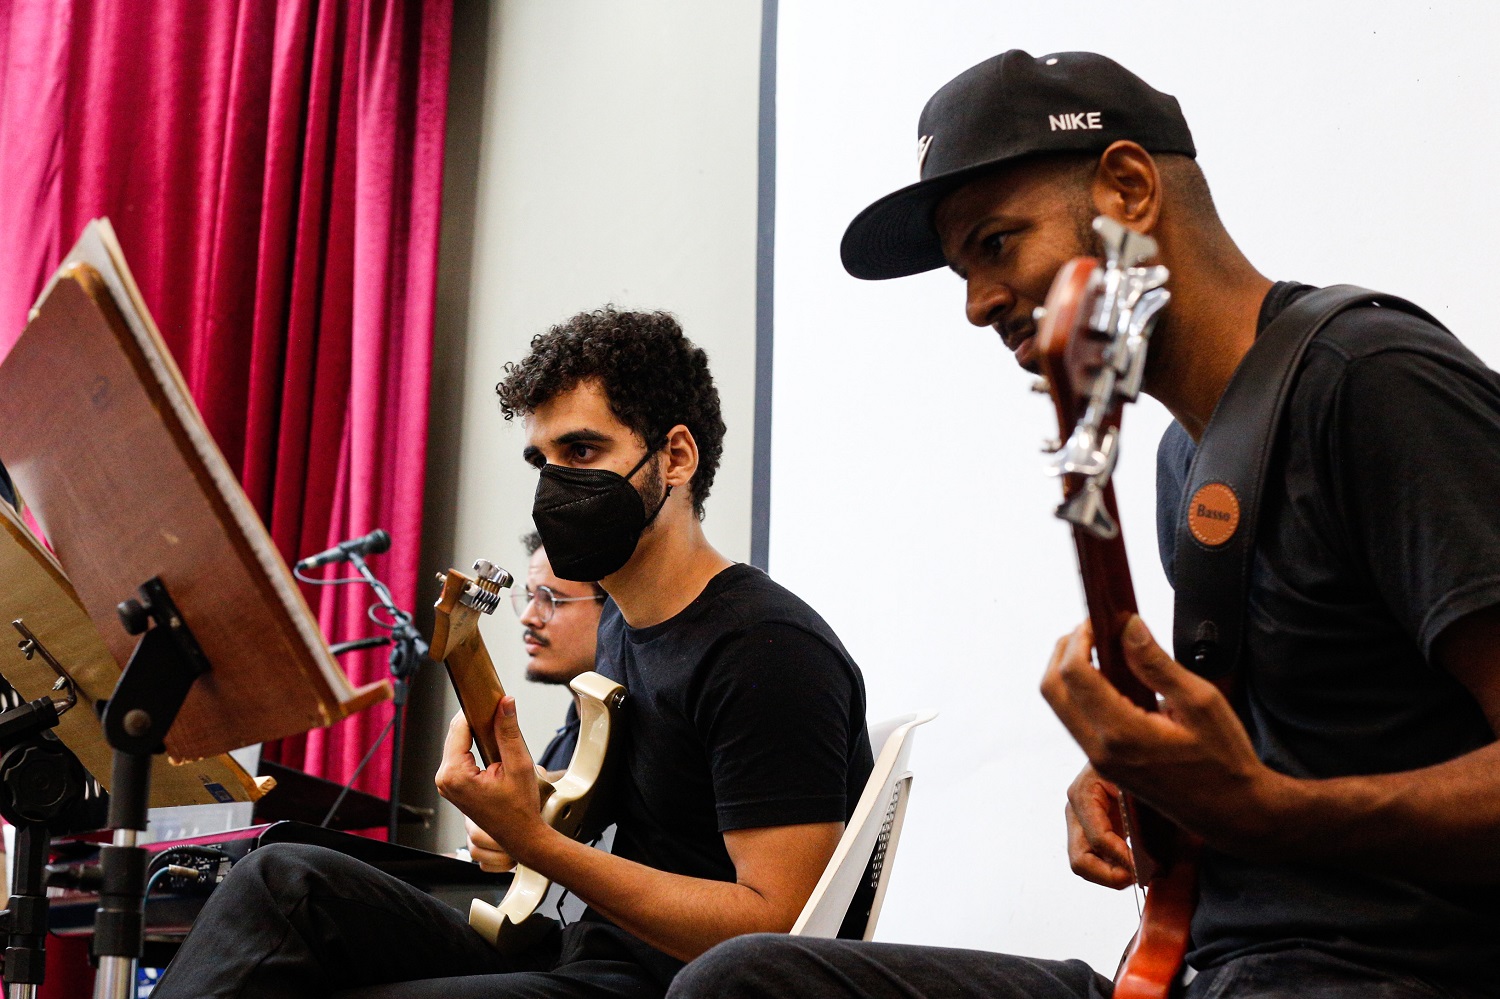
[0,0,451,795]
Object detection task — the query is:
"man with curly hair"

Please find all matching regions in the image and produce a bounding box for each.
[152,307,873,999]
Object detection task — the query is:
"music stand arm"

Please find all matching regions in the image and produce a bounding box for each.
[92,578,211,999]
[343,552,428,843]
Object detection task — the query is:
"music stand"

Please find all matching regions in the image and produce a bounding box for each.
[0,220,391,999]
[0,485,272,999]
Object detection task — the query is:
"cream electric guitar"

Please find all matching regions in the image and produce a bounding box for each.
[430,560,626,953]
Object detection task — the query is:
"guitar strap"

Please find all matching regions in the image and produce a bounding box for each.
[1170,284,1447,678]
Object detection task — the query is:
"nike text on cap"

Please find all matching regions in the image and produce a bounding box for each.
[840,50,1195,281]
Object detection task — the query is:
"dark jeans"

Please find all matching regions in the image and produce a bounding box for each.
[666,935,1472,999]
[151,843,665,999]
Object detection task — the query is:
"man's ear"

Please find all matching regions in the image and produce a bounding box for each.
[661,424,698,489]
[1089,141,1162,234]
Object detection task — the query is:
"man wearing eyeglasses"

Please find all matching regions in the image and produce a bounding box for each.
[514,531,607,696]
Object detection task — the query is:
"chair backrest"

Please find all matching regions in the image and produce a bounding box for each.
[790,710,936,941]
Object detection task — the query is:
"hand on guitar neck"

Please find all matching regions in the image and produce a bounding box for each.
[1044,615,1279,866]
[437,700,552,870]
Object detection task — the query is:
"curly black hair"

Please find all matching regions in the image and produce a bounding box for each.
[496,307,725,519]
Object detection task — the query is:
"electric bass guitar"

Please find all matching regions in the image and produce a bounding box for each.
[1035,217,1195,999]
[430,560,626,953]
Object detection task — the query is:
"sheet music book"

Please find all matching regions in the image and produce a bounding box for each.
[0,219,389,767]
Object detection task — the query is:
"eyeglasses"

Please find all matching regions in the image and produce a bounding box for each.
[510,585,606,624]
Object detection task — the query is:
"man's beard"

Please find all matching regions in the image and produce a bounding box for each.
[638,454,668,526]
[524,663,571,685]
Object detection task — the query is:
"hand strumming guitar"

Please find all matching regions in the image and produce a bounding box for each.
[1044,615,1287,861]
[465,818,516,873]
[1065,765,1134,889]
[463,765,561,872]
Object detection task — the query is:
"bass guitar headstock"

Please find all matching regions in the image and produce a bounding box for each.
[431,559,514,662]
[1036,217,1170,539]
[431,558,515,767]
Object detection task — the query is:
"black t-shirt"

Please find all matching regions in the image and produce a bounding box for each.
[578,562,873,981]
[537,702,580,773]
[1156,282,1500,987]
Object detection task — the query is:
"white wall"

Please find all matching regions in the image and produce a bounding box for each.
[771,0,1500,972]
[421,0,764,852]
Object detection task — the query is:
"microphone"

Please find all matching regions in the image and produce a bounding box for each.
[295,529,391,571]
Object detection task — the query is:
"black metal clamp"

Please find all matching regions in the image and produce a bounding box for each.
[0,622,93,999]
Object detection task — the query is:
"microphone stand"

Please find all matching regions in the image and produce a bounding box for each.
[340,551,427,843]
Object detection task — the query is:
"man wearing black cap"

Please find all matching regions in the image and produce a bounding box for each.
[668,50,1500,999]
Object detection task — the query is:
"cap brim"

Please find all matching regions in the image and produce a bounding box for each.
[840,158,1026,281]
[840,175,960,281]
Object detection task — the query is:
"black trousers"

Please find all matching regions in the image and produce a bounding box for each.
[666,935,1466,999]
[150,843,666,999]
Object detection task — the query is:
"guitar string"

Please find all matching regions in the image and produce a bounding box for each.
[1092,644,1145,920]
[1118,787,1144,919]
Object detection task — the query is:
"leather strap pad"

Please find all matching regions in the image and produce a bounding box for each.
[1170,285,1446,677]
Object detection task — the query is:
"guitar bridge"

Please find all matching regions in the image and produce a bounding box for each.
[459,559,513,615]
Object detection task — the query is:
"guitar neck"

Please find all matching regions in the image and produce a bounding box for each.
[1070,482,1153,712]
[441,602,507,767]
[1066,479,1182,875]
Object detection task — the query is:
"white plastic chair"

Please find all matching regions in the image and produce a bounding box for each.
[790,711,937,940]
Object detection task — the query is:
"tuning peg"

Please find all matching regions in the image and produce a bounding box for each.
[1040,437,1062,453]
[1058,485,1120,540]
[1093,216,1158,269]
[472,559,514,589]
[1030,377,1051,394]
[1032,306,1048,323]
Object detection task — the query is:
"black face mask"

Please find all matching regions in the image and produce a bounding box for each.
[531,446,671,582]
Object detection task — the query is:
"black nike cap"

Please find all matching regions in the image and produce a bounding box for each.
[840,50,1195,281]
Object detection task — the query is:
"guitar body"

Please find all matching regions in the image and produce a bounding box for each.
[1114,859,1197,999]
[1035,229,1194,999]
[431,564,626,954]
